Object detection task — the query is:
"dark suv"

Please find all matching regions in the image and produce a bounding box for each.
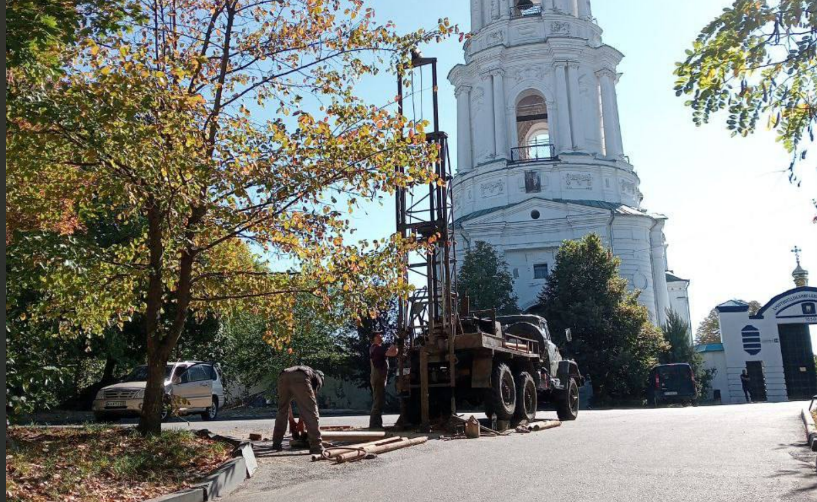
[647,363,697,407]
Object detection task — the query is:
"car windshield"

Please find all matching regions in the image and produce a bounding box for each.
[122,365,177,382]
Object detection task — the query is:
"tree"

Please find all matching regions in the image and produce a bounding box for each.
[457,241,519,315]
[675,0,817,179]
[537,234,667,402]
[661,309,714,399]
[695,301,761,345]
[7,0,458,435]
[6,0,137,73]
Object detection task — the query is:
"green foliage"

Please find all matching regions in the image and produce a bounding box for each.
[457,241,519,315]
[537,234,667,402]
[214,295,345,402]
[675,0,817,177]
[6,0,139,74]
[661,310,715,398]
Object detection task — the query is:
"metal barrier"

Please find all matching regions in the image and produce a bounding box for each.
[510,142,556,163]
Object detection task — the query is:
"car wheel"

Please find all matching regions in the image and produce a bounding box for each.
[489,363,516,421]
[513,372,537,422]
[160,406,170,422]
[556,378,579,421]
[201,397,219,421]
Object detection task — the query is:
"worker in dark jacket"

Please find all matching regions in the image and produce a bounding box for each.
[272,365,325,454]
[369,331,397,429]
[740,369,752,403]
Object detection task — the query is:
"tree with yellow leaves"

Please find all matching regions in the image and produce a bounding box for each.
[6,0,458,435]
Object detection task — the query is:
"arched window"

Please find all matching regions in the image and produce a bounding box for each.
[515,94,552,161]
[512,0,543,18]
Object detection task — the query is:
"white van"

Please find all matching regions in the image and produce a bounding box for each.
[92,361,224,422]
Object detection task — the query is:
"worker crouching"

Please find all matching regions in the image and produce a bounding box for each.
[272,365,325,455]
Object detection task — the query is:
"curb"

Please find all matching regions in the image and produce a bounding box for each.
[145,430,257,502]
[800,407,817,453]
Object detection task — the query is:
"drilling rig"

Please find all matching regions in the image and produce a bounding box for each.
[394,51,583,431]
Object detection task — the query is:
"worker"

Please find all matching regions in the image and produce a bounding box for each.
[369,330,398,429]
[740,369,752,403]
[272,365,325,454]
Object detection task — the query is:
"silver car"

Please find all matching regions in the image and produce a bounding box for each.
[93,361,224,422]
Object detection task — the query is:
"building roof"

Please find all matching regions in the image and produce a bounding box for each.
[454,198,648,229]
[715,299,750,313]
[666,272,689,283]
[694,343,724,353]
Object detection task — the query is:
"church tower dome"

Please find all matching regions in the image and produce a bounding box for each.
[450,0,687,326]
[792,246,809,287]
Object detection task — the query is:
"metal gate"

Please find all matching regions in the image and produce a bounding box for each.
[778,324,817,400]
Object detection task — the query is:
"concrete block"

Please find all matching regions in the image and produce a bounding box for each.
[195,457,247,501]
[237,443,258,478]
[145,488,205,502]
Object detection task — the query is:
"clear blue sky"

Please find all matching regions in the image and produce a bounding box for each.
[342,1,817,339]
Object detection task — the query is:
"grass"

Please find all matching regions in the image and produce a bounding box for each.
[6,425,232,502]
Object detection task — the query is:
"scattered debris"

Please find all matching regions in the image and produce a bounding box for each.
[248,433,263,441]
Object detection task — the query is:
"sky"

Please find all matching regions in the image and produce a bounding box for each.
[337,1,817,343]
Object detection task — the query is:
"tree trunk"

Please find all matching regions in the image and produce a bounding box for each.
[137,202,167,436]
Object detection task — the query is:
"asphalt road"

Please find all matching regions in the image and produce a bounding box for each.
[169,401,817,502]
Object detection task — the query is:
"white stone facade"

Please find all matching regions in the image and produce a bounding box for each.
[450,0,688,325]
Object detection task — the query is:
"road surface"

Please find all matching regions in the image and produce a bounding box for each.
[168,401,816,502]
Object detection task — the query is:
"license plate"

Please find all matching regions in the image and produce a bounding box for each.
[106,401,126,408]
[664,391,678,396]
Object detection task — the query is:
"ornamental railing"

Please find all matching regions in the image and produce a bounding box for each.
[510,142,556,163]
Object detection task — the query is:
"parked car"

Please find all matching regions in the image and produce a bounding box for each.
[93,361,224,422]
[647,363,697,407]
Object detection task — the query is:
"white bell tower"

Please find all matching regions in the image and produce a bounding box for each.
[450,0,688,326]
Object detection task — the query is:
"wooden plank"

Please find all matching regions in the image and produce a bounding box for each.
[335,436,428,463]
[319,431,389,441]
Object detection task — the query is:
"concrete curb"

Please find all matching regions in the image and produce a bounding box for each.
[800,407,817,453]
[144,430,257,502]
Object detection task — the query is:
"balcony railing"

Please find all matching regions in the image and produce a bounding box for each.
[511,4,543,19]
[510,142,556,163]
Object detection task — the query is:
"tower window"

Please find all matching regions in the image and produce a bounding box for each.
[530,209,541,220]
[512,0,543,18]
[514,94,553,162]
[534,263,549,279]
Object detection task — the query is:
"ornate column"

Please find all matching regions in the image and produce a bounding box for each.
[578,0,592,18]
[597,68,624,158]
[471,0,483,32]
[456,86,473,173]
[554,0,572,13]
[650,220,671,327]
[553,62,573,154]
[499,0,511,19]
[483,75,496,158]
[490,69,508,159]
[566,61,586,152]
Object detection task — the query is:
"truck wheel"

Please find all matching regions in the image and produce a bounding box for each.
[514,372,537,422]
[490,363,516,421]
[557,378,579,421]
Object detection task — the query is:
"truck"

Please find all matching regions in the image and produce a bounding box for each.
[393,51,582,429]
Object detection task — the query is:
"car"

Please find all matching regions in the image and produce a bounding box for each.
[93,361,224,422]
[647,363,697,407]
